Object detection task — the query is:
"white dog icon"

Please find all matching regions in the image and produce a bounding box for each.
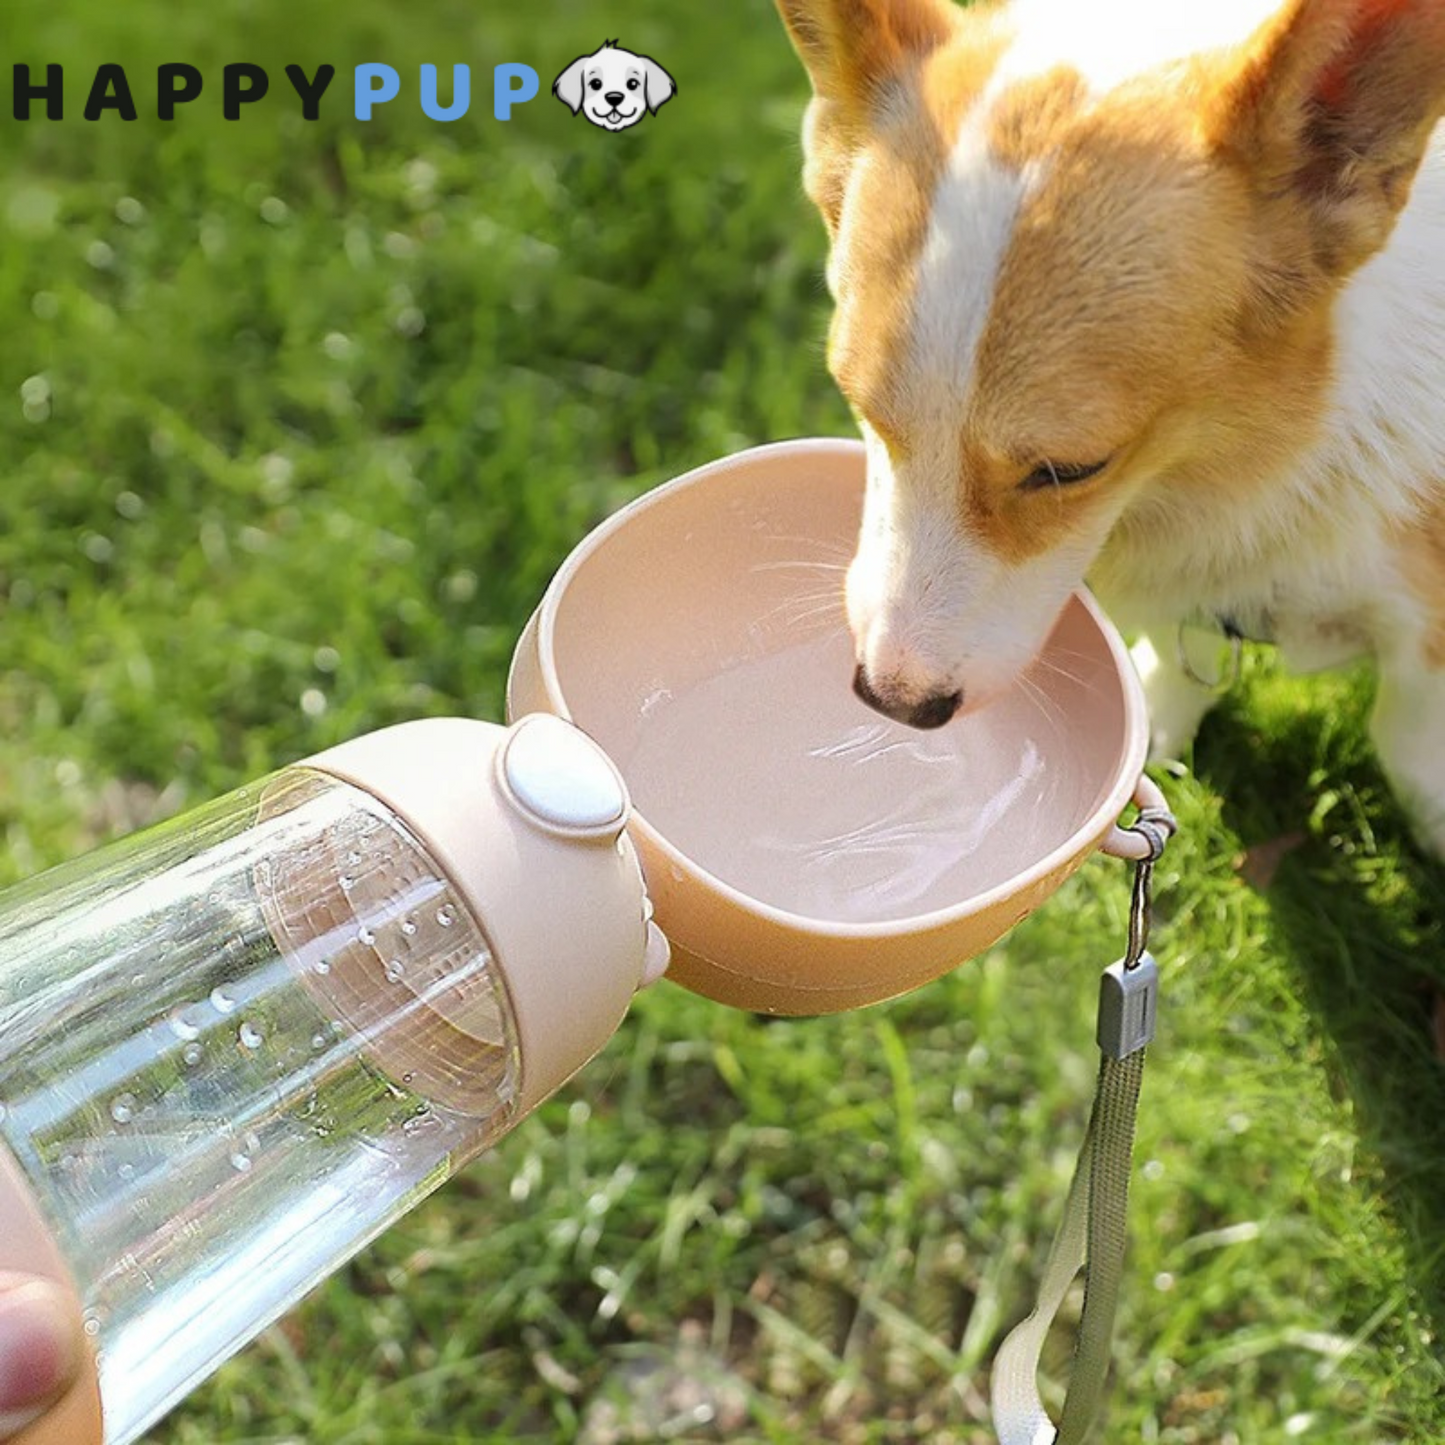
[552,40,677,131]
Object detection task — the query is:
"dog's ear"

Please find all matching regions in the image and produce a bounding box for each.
[775,0,956,103]
[1206,0,1445,279]
[640,55,677,114]
[775,0,958,233]
[552,52,592,114]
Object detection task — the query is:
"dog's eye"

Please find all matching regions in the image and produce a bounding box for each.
[589,78,602,91]
[626,78,639,90]
[1018,458,1109,492]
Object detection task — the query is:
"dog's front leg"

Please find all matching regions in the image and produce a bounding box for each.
[1128,629,1219,763]
[1370,646,1445,860]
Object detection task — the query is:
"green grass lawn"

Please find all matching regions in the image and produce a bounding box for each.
[1,1,1443,1440]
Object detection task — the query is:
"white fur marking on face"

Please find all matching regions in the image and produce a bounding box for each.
[858,98,1033,550]
[1001,0,1280,96]
[848,104,1029,660]
[909,106,1035,427]
[848,103,1062,703]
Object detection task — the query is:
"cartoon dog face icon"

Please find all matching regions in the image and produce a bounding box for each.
[552,41,677,131]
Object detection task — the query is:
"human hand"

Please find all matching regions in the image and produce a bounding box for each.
[0,1276,84,1442]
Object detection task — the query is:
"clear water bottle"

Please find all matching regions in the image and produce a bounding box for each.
[0,715,668,1445]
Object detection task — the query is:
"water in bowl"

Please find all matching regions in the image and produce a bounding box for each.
[620,626,1090,925]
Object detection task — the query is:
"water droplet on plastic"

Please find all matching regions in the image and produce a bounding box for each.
[346,850,361,867]
[182,1043,203,1067]
[314,956,332,976]
[339,874,355,891]
[210,986,237,1014]
[401,917,417,936]
[118,1163,135,1182]
[311,1032,327,1051]
[169,1009,200,1042]
[230,1152,253,1173]
[385,959,405,982]
[110,1094,135,1125]
[357,926,376,946]
[82,1314,101,1338]
[238,1021,264,1049]
[402,1072,414,1084]
[436,904,455,927]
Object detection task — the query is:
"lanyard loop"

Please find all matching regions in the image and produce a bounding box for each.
[991,781,1175,1445]
[1123,803,1174,969]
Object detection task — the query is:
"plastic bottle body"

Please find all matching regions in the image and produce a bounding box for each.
[0,766,521,1445]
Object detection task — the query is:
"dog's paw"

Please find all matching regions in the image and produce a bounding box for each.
[1130,634,1216,763]
[1368,674,1445,863]
[1147,715,1207,765]
[1377,769,1445,862]
[1406,809,1445,864]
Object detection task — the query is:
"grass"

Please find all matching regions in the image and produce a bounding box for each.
[0,0,1442,1440]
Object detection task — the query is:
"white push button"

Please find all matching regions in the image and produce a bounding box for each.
[502,714,628,836]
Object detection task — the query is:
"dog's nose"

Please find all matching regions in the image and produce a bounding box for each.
[604,91,625,106]
[852,666,963,730]
[906,690,965,729]
[852,664,883,712]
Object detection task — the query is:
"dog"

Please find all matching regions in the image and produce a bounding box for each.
[773,0,1445,852]
[552,40,677,131]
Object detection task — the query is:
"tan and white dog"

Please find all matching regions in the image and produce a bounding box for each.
[775,0,1445,851]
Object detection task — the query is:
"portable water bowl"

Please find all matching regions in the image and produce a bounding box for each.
[508,437,1151,1015]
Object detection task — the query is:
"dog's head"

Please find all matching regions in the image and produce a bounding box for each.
[553,41,677,131]
[777,0,1445,727]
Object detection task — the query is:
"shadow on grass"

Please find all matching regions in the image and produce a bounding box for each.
[1197,683,1445,1342]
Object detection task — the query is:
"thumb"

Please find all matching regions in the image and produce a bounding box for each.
[0,1278,82,1440]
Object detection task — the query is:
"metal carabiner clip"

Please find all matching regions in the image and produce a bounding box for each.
[1101,774,1177,865]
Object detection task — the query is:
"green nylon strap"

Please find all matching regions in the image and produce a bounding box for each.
[1058,1048,1147,1443]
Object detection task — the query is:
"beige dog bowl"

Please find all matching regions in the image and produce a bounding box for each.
[508,438,1149,1014]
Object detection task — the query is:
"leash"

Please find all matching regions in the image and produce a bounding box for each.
[991,778,1177,1445]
